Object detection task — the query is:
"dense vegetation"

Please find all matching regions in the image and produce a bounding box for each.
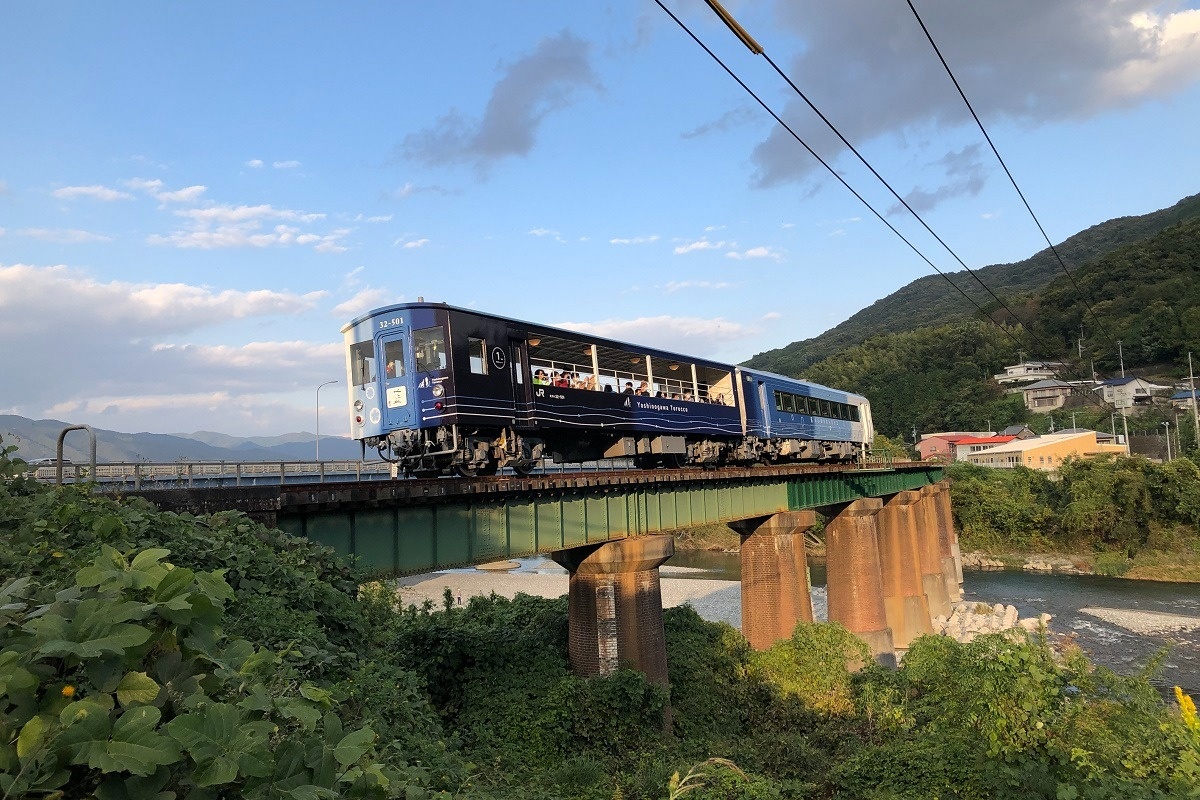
[3,438,1200,798]
[746,192,1200,375]
[947,454,1200,578]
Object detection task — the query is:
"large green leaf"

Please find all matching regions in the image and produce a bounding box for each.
[333,727,375,768]
[94,706,181,776]
[32,598,153,659]
[115,671,160,707]
[165,703,273,786]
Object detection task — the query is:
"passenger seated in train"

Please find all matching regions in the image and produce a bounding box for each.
[533,369,549,385]
[635,381,650,396]
[622,382,635,394]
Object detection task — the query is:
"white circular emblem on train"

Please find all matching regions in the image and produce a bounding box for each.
[490,346,507,371]
[364,386,375,400]
[369,408,381,425]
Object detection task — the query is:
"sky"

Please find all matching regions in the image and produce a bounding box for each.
[2,0,1200,439]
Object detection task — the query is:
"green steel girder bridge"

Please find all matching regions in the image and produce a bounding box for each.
[126,461,942,576]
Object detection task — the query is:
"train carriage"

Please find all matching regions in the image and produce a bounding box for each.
[342,302,872,476]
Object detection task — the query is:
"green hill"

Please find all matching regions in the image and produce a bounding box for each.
[746,191,1200,375]
[800,213,1200,440]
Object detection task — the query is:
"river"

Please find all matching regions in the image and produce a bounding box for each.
[667,550,1200,694]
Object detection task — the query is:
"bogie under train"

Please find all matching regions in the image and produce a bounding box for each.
[342,302,874,476]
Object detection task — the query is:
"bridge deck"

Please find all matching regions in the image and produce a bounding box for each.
[118,462,942,576]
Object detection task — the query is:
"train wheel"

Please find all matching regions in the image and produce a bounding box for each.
[454,461,497,479]
[663,454,687,469]
[509,459,538,476]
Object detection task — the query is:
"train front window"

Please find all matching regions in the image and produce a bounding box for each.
[414,326,447,371]
[350,341,377,386]
[383,339,405,379]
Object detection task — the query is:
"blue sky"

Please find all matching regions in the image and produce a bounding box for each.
[2,0,1199,438]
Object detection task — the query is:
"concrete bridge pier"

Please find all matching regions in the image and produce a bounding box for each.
[729,510,817,650]
[876,492,933,651]
[928,482,963,602]
[550,534,674,688]
[936,480,964,596]
[824,498,896,668]
[917,486,954,619]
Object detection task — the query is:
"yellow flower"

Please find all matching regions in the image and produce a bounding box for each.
[61,685,76,698]
[1176,686,1198,732]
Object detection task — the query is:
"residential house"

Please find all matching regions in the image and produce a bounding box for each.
[1093,376,1169,412]
[993,360,1068,385]
[1001,424,1038,439]
[1022,379,1074,412]
[1171,389,1199,411]
[964,431,1126,471]
[915,432,991,462]
[953,435,1017,462]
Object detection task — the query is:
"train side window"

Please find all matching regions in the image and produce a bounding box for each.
[383,339,405,378]
[849,405,860,422]
[413,326,447,371]
[468,337,487,375]
[819,399,832,418]
[350,341,376,386]
[798,396,811,415]
[783,394,797,413]
[774,391,784,411]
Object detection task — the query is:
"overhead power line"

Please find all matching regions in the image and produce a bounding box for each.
[903,0,1121,353]
[655,0,1114,414]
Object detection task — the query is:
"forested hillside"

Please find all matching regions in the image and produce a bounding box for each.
[746,191,1200,375]
[800,214,1200,440]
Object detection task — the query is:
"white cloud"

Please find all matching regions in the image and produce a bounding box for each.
[610,235,660,245]
[663,280,733,292]
[366,214,393,223]
[726,246,783,261]
[332,288,399,318]
[762,311,783,320]
[146,204,346,251]
[673,238,727,255]
[400,238,430,249]
[245,159,264,168]
[52,184,132,202]
[529,228,559,237]
[17,228,113,243]
[273,160,301,169]
[0,266,340,433]
[156,185,206,203]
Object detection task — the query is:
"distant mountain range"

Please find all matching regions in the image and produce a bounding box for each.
[0,415,364,463]
[746,192,1200,376]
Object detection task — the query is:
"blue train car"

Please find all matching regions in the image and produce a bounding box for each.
[735,367,873,462]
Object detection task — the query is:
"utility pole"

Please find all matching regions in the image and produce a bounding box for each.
[1122,412,1130,455]
[1163,421,1172,462]
[1117,340,1125,378]
[1071,412,1077,430]
[1190,352,1199,453]
[1078,325,1084,359]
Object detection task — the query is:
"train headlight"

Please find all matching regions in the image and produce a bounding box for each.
[434,401,444,411]
[354,400,364,411]
[432,384,445,397]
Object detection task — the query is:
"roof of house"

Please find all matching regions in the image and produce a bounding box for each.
[1172,390,1200,400]
[955,435,1018,446]
[1095,376,1169,388]
[1022,379,1074,390]
[1002,424,1034,436]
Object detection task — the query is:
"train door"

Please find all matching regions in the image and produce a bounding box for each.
[509,337,534,427]
[378,329,416,431]
[451,312,517,426]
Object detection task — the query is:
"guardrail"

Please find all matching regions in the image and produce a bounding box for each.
[32,457,643,489]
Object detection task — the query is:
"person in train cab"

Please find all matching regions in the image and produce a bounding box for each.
[622,381,635,394]
[385,361,396,378]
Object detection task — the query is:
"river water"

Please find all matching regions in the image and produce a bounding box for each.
[667,550,1200,694]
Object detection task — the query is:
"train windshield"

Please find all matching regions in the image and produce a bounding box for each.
[413,326,447,371]
[349,341,377,386]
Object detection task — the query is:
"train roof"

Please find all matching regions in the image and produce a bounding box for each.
[736,365,869,405]
[344,301,739,372]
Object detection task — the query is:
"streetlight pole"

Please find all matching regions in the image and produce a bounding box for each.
[315,380,339,462]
